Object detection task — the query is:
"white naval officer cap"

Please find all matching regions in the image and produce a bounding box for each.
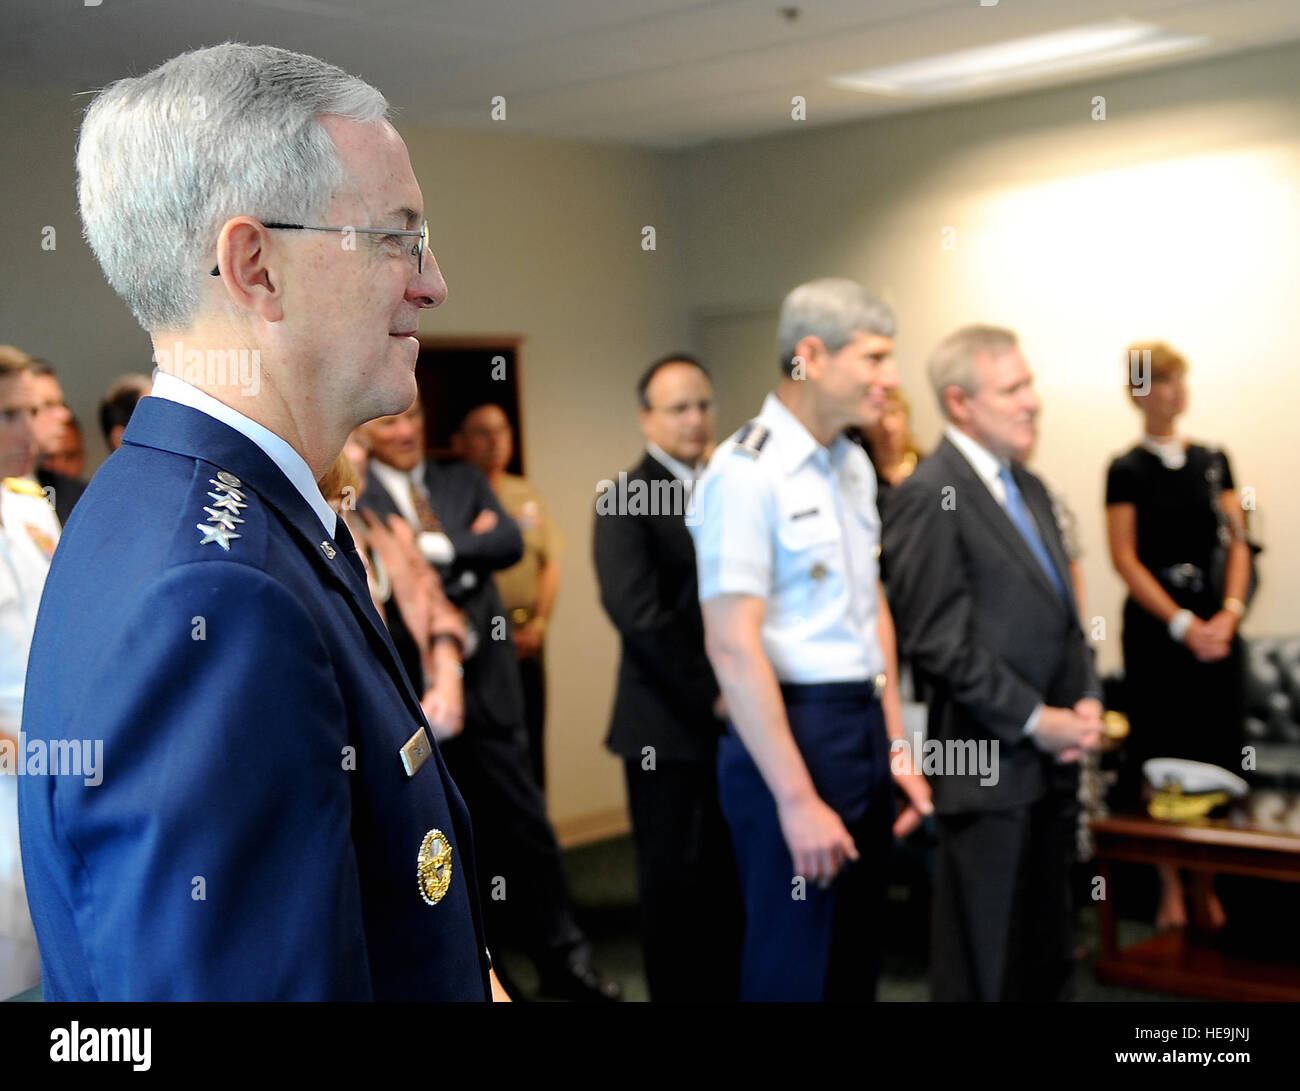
[1142,758,1249,797]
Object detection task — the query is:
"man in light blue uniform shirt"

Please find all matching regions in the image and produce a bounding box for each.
[690,278,932,1001]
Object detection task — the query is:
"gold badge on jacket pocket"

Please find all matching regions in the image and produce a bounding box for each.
[417,829,453,906]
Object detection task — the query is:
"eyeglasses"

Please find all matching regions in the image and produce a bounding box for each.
[209,220,429,277]
[649,398,713,417]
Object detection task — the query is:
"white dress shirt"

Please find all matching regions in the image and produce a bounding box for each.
[944,424,1009,506]
[368,458,456,565]
[646,442,701,483]
[943,424,1047,735]
[149,369,337,537]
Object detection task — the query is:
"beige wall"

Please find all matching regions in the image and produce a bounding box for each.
[399,126,687,837]
[674,41,1300,675]
[3,40,1298,836]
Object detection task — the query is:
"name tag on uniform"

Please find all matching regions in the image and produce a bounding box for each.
[400,727,432,777]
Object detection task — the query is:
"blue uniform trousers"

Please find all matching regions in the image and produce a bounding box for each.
[719,681,892,1002]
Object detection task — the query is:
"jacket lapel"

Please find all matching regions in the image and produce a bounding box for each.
[638,451,692,535]
[937,438,1067,616]
[361,466,402,522]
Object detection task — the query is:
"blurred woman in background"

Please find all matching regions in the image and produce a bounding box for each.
[320,435,469,742]
[1105,341,1252,932]
[861,387,924,499]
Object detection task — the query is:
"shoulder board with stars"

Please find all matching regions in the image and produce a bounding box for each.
[195,469,248,551]
[3,477,49,499]
[732,421,771,459]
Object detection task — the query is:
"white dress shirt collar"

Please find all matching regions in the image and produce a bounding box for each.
[368,457,424,527]
[945,424,1009,505]
[645,442,701,483]
[149,369,336,536]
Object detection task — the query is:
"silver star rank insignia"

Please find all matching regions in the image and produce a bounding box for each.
[207,491,247,514]
[196,522,242,550]
[202,505,244,530]
[208,478,245,503]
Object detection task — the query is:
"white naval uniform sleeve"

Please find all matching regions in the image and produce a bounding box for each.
[689,451,774,602]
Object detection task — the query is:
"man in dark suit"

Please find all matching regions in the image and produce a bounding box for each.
[34,467,84,530]
[362,397,620,1003]
[28,362,86,528]
[19,43,504,999]
[882,324,1103,1002]
[594,353,743,1001]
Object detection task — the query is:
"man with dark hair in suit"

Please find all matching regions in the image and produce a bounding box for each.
[594,352,742,1001]
[98,373,152,453]
[361,397,620,1003]
[26,360,86,528]
[882,324,1103,1002]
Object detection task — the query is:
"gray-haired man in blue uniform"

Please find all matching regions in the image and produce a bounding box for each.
[19,43,506,1000]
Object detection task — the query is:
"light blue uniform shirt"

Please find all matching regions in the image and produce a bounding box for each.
[690,392,885,685]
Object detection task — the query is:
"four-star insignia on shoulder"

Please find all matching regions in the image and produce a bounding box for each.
[733,421,771,459]
[196,470,247,551]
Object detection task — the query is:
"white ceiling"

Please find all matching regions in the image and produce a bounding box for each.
[4,0,1299,148]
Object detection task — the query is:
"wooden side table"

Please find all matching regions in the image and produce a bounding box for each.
[1090,811,1300,1001]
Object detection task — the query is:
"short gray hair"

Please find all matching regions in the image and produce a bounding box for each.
[777,278,895,376]
[927,324,1018,417]
[77,43,390,332]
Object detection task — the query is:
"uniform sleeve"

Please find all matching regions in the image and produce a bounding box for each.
[688,454,774,602]
[56,562,372,1000]
[539,496,565,563]
[1104,456,1136,505]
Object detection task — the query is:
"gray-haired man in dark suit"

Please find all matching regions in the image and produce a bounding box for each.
[883,325,1103,1002]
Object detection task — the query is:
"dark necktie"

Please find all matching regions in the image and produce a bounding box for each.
[997,465,1067,602]
[330,515,371,592]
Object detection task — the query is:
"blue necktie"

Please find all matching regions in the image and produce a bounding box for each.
[997,466,1067,602]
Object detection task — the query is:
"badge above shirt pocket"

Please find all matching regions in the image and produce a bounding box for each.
[777,505,839,552]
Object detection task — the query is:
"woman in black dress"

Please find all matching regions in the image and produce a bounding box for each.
[1105,341,1252,931]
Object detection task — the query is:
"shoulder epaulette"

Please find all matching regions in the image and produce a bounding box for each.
[733,421,771,459]
[4,477,48,498]
[193,469,249,552]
